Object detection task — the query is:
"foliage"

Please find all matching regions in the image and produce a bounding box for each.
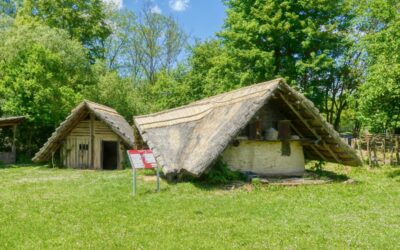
[0,0,21,17]
[185,0,357,130]
[0,23,94,154]
[355,0,400,132]
[199,158,245,184]
[0,164,399,248]
[18,0,111,61]
[185,39,269,98]
[142,65,192,113]
[83,64,140,120]
[311,160,326,172]
[104,7,188,85]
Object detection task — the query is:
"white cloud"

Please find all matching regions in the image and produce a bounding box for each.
[103,0,123,9]
[150,5,162,14]
[169,0,190,12]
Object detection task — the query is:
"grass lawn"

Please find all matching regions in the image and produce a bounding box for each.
[0,164,399,249]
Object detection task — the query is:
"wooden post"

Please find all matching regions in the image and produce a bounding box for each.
[11,125,17,163]
[357,139,364,163]
[156,166,160,192]
[383,137,386,165]
[132,167,137,196]
[366,135,372,168]
[372,138,378,167]
[389,135,394,165]
[89,113,95,169]
[11,125,17,154]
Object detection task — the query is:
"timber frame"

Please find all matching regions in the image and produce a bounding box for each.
[33,100,134,169]
[0,116,24,164]
[134,78,362,177]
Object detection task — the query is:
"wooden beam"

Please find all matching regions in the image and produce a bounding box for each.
[280,94,321,140]
[290,123,327,161]
[12,124,17,154]
[323,143,341,164]
[89,113,95,168]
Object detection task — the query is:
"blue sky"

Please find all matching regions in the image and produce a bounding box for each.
[108,0,227,41]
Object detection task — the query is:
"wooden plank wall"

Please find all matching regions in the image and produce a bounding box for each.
[0,151,16,164]
[61,118,125,169]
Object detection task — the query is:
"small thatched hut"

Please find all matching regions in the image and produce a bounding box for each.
[0,116,24,164]
[134,78,362,178]
[33,101,134,169]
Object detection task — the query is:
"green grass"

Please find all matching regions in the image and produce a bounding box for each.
[0,164,399,249]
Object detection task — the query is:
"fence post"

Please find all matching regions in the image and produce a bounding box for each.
[357,138,363,163]
[366,135,372,168]
[372,138,378,166]
[383,137,386,165]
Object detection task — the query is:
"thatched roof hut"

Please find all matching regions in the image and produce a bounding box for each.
[134,78,362,177]
[33,100,134,169]
[0,116,25,164]
[0,116,25,127]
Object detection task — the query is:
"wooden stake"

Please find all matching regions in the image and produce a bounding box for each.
[372,138,378,167]
[357,139,364,163]
[366,135,372,168]
[383,137,386,165]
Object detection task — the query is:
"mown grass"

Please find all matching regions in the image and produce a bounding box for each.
[0,164,399,249]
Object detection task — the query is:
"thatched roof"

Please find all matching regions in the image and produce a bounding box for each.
[134,78,362,177]
[0,116,25,127]
[33,100,134,162]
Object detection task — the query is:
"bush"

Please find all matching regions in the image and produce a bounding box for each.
[199,158,245,184]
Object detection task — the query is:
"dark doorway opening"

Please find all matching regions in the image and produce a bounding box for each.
[102,141,118,170]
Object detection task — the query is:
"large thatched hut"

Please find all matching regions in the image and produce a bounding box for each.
[33,101,134,169]
[134,78,362,178]
[0,116,24,164]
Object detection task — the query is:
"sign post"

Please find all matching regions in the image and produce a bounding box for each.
[133,167,137,196]
[127,150,159,196]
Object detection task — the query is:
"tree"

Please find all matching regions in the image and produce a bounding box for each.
[83,64,142,120]
[0,23,95,154]
[355,0,400,132]
[187,0,355,130]
[143,64,191,112]
[0,0,21,17]
[18,0,111,61]
[184,39,270,99]
[104,6,188,85]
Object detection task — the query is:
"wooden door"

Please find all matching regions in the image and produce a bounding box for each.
[76,137,89,169]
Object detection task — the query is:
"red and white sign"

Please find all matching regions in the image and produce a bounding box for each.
[127,150,157,169]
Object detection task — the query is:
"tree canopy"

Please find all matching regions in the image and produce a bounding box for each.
[19,0,111,60]
[0,0,400,160]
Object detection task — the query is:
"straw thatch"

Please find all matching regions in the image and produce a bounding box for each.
[0,116,25,127]
[33,100,134,162]
[134,78,362,177]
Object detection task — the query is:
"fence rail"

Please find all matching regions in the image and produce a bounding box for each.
[349,134,400,167]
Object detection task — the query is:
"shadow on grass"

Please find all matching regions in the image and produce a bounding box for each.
[306,169,350,182]
[387,169,400,179]
[0,163,49,170]
[162,174,246,191]
[190,180,246,191]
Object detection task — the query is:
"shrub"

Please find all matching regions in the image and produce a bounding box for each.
[199,158,245,184]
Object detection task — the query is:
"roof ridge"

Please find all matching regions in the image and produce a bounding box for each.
[135,78,283,119]
[83,100,119,114]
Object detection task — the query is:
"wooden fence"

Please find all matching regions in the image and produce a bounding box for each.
[350,134,400,167]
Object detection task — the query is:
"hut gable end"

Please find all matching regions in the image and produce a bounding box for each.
[32,100,134,163]
[134,78,362,177]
